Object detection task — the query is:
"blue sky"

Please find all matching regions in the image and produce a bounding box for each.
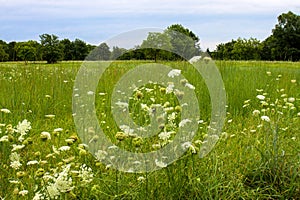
[0,0,299,50]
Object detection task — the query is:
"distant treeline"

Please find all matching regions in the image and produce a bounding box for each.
[0,11,299,63]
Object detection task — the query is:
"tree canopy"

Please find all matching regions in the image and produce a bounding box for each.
[0,12,299,63]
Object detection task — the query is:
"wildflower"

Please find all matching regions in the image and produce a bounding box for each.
[261,115,270,122]
[185,83,195,90]
[291,79,296,83]
[58,146,71,151]
[18,190,28,196]
[179,119,192,127]
[297,112,300,117]
[288,97,295,103]
[78,164,93,183]
[115,101,128,109]
[0,135,9,142]
[198,120,204,124]
[155,159,167,168]
[266,71,271,76]
[119,125,134,136]
[256,95,265,100]
[53,128,63,132]
[40,132,51,141]
[227,119,233,123]
[181,142,197,154]
[45,114,55,118]
[168,69,181,78]
[137,176,145,182]
[166,82,174,94]
[158,131,172,141]
[46,183,60,199]
[87,91,94,95]
[16,119,31,141]
[10,161,22,170]
[27,160,39,165]
[33,192,44,200]
[252,110,260,116]
[1,108,11,113]
[11,144,25,151]
[95,150,108,161]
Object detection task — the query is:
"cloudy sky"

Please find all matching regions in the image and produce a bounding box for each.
[0,0,299,50]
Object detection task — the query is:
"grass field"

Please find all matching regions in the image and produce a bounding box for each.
[0,60,299,199]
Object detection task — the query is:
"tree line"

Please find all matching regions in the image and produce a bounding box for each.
[0,11,299,63]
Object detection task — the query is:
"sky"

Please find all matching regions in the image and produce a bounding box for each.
[0,0,299,50]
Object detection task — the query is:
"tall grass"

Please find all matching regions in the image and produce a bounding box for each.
[0,60,299,199]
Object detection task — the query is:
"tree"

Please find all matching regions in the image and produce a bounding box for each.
[40,34,62,63]
[271,11,300,61]
[60,39,74,60]
[141,32,173,61]
[165,24,200,59]
[110,46,127,60]
[73,39,89,60]
[16,41,39,63]
[0,44,8,62]
[86,42,110,60]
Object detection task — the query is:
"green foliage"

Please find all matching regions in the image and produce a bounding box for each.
[40,34,62,64]
[213,11,300,61]
[86,42,111,60]
[0,61,299,199]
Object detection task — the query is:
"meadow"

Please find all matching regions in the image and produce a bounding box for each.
[0,60,299,199]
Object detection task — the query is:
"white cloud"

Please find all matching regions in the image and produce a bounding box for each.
[1,0,299,16]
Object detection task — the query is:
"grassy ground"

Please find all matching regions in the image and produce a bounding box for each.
[0,60,299,199]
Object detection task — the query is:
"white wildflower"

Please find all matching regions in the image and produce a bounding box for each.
[179,119,192,127]
[288,97,295,103]
[261,115,270,122]
[0,108,11,113]
[53,128,63,132]
[41,131,51,140]
[252,110,260,116]
[189,56,201,63]
[45,114,55,118]
[18,190,28,196]
[16,119,31,140]
[95,150,108,161]
[10,161,22,170]
[46,183,60,199]
[168,69,181,78]
[27,160,39,165]
[11,144,25,152]
[0,135,9,142]
[58,146,71,151]
[33,192,44,200]
[181,141,197,154]
[166,82,174,94]
[119,125,134,136]
[158,131,172,141]
[155,159,167,168]
[78,164,93,183]
[291,79,296,83]
[185,83,195,90]
[87,91,94,95]
[256,95,265,100]
[137,176,145,182]
[115,101,128,109]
